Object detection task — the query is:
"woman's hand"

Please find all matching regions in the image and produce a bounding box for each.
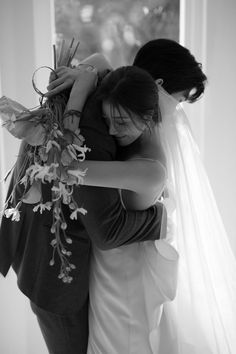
[63,65,98,131]
[45,64,98,97]
[69,65,98,100]
[45,66,77,97]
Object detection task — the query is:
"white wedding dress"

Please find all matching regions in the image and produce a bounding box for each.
[87,88,236,353]
[87,180,179,354]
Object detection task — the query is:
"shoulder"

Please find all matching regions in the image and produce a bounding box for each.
[80,93,117,160]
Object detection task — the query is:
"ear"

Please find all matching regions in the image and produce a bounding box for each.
[155,78,163,86]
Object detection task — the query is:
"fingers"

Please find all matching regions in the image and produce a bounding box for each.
[54,66,68,74]
[46,67,76,96]
[45,65,98,97]
[48,67,66,84]
[44,83,68,97]
[49,71,57,83]
[47,76,67,90]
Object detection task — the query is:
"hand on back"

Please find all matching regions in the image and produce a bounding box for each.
[45,65,98,97]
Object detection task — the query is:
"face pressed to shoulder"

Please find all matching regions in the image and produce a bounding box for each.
[102,100,147,146]
[102,91,187,148]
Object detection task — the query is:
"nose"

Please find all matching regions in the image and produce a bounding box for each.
[108,121,117,135]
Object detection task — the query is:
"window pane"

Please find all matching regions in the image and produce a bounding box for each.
[54,0,179,67]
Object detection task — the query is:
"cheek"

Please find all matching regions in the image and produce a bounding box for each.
[130,128,143,140]
[115,125,126,135]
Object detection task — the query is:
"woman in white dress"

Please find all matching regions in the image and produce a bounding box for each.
[67,65,183,353]
[65,65,180,354]
[51,40,236,353]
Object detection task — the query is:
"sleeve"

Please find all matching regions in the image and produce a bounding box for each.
[74,95,166,250]
[76,186,165,250]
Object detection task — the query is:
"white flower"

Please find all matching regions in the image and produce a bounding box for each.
[52,182,73,204]
[71,144,91,162]
[4,207,20,221]
[33,202,52,214]
[67,167,87,185]
[36,164,59,183]
[61,222,67,230]
[52,125,63,138]
[46,140,61,153]
[25,162,44,182]
[70,207,87,220]
[26,163,59,184]
[78,207,87,215]
[66,144,78,160]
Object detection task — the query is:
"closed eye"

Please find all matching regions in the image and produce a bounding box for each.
[112,116,128,126]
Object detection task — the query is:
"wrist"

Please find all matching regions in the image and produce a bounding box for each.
[63,110,82,120]
[63,110,82,131]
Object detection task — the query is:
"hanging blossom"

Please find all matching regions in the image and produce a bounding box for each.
[33,202,52,214]
[70,207,87,220]
[0,39,92,283]
[25,162,59,184]
[4,202,22,221]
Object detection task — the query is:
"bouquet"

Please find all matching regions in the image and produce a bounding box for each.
[0,39,90,283]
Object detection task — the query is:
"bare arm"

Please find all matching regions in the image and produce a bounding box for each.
[46,53,112,97]
[78,53,113,77]
[63,67,98,131]
[63,70,166,195]
[68,159,166,196]
[66,90,166,249]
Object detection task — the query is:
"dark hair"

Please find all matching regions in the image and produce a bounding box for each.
[133,38,207,103]
[96,66,160,127]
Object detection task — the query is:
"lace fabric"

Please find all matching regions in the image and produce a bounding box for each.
[157,86,236,353]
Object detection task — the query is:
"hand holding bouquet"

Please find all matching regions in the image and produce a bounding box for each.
[0,39,93,283]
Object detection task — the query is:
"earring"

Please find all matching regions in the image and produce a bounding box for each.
[156,78,164,86]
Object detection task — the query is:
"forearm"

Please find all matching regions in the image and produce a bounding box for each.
[79,53,113,78]
[64,69,98,131]
[66,88,87,112]
[63,89,86,132]
[69,159,165,194]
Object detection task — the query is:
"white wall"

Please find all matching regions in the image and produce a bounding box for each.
[180,0,236,254]
[0,0,236,353]
[0,0,54,353]
[204,0,236,254]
